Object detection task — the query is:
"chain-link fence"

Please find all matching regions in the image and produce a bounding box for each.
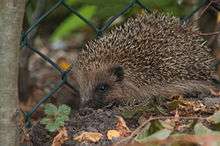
[20,0,215,128]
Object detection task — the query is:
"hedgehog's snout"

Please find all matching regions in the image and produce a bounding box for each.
[79,93,91,108]
[79,87,110,108]
[79,97,88,108]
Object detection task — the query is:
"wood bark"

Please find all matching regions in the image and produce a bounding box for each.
[0,1,25,145]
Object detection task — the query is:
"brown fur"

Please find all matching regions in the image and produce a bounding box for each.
[70,12,216,107]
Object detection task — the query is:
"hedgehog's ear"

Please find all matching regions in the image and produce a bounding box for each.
[111,65,124,82]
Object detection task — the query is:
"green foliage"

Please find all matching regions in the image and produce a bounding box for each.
[66,0,77,5]
[50,5,96,42]
[148,120,165,135]
[135,120,172,143]
[194,122,220,146]
[194,122,214,135]
[141,0,185,16]
[50,0,205,41]
[208,111,220,124]
[78,0,187,18]
[79,0,131,18]
[136,129,172,143]
[41,103,71,132]
[134,115,220,145]
[207,111,220,131]
[44,103,57,116]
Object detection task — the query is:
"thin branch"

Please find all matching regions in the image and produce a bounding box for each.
[27,0,46,41]
[197,30,220,36]
[193,0,213,23]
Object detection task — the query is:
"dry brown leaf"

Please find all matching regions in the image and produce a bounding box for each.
[116,116,132,137]
[160,119,175,131]
[174,110,180,122]
[57,57,71,71]
[168,95,207,116]
[74,132,103,143]
[52,127,69,146]
[174,110,182,131]
[210,88,220,96]
[107,130,121,140]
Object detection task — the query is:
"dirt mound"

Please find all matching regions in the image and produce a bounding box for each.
[30,108,118,146]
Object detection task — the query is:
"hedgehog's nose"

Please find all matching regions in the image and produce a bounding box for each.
[79,96,90,108]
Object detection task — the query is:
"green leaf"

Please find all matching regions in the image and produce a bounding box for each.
[135,128,172,143]
[79,0,131,18]
[148,120,164,135]
[194,122,220,146]
[58,104,71,116]
[194,122,220,135]
[44,103,57,116]
[194,122,213,135]
[40,117,51,125]
[55,116,66,126]
[135,120,171,143]
[58,114,70,122]
[41,104,71,132]
[46,122,60,132]
[134,123,151,140]
[66,0,76,5]
[50,5,97,42]
[141,0,173,7]
[208,111,220,124]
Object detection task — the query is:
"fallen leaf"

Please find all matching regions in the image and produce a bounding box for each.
[194,122,220,146]
[168,96,207,116]
[210,88,220,97]
[107,130,121,140]
[57,57,71,71]
[160,119,175,131]
[116,116,132,137]
[208,111,220,124]
[52,127,69,146]
[74,132,103,143]
[135,128,172,143]
[174,110,180,122]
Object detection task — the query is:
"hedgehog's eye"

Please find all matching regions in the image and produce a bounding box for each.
[96,83,110,93]
[111,65,124,82]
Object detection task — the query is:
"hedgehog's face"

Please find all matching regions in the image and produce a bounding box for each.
[72,64,125,108]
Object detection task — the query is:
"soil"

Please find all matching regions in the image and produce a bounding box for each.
[30,108,120,146]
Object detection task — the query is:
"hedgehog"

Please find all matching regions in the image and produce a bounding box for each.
[69,11,218,108]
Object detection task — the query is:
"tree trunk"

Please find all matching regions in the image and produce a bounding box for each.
[0,1,25,146]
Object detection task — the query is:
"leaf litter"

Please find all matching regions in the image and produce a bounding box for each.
[28,93,220,146]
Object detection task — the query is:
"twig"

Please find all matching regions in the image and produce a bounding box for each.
[197,30,220,36]
[193,0,213,23]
